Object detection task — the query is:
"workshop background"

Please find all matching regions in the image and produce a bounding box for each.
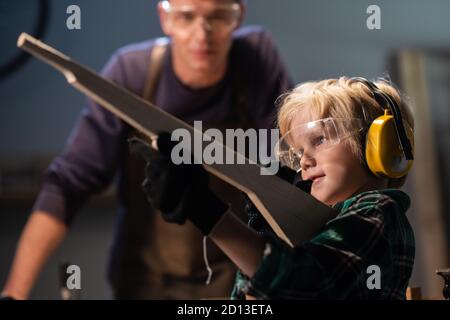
[1,0,449,299]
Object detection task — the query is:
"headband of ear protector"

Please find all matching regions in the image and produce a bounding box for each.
[350,77,414,179]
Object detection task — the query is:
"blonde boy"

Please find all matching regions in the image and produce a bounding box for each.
[140,76,416,299]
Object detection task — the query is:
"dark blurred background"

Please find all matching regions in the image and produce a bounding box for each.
[1,0,449,299]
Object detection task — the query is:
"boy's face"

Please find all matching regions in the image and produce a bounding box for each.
[291,113,375,206]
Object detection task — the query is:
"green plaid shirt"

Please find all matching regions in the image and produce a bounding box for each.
[231,189,415,300]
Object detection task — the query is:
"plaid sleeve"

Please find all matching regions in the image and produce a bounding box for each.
[238,191,410,299]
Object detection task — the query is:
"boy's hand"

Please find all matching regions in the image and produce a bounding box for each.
[128,133,229,236]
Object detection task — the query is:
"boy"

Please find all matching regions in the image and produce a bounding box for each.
[137,76,415,299]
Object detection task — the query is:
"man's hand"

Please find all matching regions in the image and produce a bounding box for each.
[2,211,68,301]
[129,132,229,236]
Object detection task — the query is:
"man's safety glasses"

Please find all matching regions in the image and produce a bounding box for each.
[160,1,241,35]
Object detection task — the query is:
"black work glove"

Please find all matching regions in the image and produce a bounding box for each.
[245,163,312,235]
[129,132,229,236]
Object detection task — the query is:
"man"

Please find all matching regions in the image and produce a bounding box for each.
[2,0,292,299]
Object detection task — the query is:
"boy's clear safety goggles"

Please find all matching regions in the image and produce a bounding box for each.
[275,118,365,172]
[160,0,241,35]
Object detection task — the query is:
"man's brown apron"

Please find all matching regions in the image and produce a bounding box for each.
[114,42,251,299]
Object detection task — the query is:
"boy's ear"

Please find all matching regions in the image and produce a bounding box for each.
[157,1,172,36]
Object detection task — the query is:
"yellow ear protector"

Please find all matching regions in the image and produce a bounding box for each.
[350,77,414,179]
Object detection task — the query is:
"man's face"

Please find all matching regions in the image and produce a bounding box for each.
[159,0,243,75]
[291,113,373,206]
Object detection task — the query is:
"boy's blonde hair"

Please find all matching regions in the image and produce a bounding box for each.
[277,76,414,188]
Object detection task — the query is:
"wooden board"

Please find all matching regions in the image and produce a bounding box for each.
[17,33,336,247]
[396,50,449,298]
